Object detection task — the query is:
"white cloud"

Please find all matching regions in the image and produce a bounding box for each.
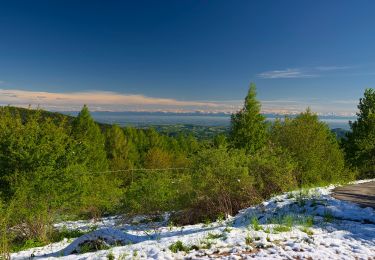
[257,68,316,79]
[258,65,356,79]
[315,66,353,71]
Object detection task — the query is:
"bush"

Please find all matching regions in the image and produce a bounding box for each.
[271,109,354,187]
[186,147,259,223]
[122,169,192,215]
[169,240,190,253]
[249,145,298,198]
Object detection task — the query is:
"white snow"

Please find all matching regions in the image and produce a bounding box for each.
[11,180,375,259]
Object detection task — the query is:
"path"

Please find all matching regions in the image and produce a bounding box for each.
[333,181,375,209]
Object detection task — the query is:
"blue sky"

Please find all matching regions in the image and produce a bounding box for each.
[1,0,375,115]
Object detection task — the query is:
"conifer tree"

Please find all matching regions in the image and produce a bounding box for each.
[71,105,108,171]
[105,125,133,170]
[345,88,375,178]
[71,105,121,216]
[229,83,268,154]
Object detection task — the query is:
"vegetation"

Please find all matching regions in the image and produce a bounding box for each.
[0,83,368,257]
[271,109,354,187]
[344,88,375,178]
[229,83,268,154]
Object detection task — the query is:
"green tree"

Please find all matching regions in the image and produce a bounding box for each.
[0,107,84,244]
[344,88,375,178]
[144,147,173,169]
[229,83,268,154]
[105,125,135,171]
[271,109,353,186]
[70,105,122,217]
[71,105,108,171]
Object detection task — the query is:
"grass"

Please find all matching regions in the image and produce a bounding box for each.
[10,239,46,253]
[323,210,334,223]
[79,239,110,254]
[264,227,272,234]
[265,214,315,234]
[199,238,212,249]
[216,213,225,224]
[251,216,263,231]
[10,227,87,253]
[223,226,232,233]
[52,227,86,242]
[302,216,314,228]
[300,227,314,236]
[107,251,115,260]
[206,232,225,240]
[169,241,190,253]
[273,225,291,233]
[282,215,294,228]
[245,233,253,245]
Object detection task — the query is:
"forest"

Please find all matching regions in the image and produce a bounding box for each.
[0,84,374,255]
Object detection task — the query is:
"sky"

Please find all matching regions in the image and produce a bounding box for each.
[1,0,375,115]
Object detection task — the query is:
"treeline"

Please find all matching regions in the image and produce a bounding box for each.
[0,84,373,255]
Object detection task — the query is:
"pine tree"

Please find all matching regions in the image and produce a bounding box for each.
[71,105,121,217]
[105,125,134,171]
[345,88,375,178]
[71,105,108,171]
[229,83,268,154]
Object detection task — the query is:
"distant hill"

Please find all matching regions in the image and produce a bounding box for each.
[332,128,349,139]
[0,106,112,131]
[1,106,352,140]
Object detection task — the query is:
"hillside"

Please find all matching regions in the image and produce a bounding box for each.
[11,181,375,259]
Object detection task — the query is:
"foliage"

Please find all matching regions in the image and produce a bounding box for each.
[0,85,369,254]
[344,88,375,178]
[169,240,190,253]
[229,83,268,154]
[249,145,298,198]
[251,216,262,231]
[188,147,258,222]
[271,109,353,186]
[122,169,192,214]
[105,125,135,171]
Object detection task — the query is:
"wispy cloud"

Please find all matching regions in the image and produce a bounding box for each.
[315,65,353,71]
[258,65,356,79]
[257,68,316,79]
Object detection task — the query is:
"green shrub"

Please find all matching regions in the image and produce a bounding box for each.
[169,240,189,253]
[123,169,192,214]
[251,216,262,231]
[187,147,259,223]
[300,227,314,235]
[249,145,298,198]
[245,233,253,245]
[271,109,353,187]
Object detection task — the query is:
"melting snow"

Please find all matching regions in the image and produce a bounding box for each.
[11,180,375,259]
